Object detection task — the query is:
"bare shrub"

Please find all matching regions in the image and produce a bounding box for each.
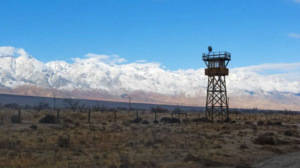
[0,139,23,150]
[276,139,290,145]
[63,118,73,123]
[29,124,37,130]
[274,121,282,125]
[33,113,41,119]
[134,161,156,168]
[284,130,299,137]
[192,117,209,122]
[184,153,199,162]
[62,123,69,129]
[235,163,252,168]
[266,120,273,125]
[260,146,283,154]
[74,122,80,127]
[122,120,131,127]
[183,153,222,167]
[39,114,56,124]
[10,115,20,123]
[245,121,252,125]
[262,132,275,136]
[141,120,150,124]
[252,125,258,131]
[240,144,248,149]
[71,113,85,120]
[89,125,96,131]
[213,144,222,149]
[78,115,87,120]
[257,120,264,126]
[119,155,133,168]
[254,133,276,145]
[131,117,143,124]
[57,136,70,148]
[160,117,180,123]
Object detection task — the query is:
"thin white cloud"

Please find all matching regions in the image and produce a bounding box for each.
[293,0,300,3]
[234,62,300,72]
[0,46,15,56]
[84,53,109,60]
[0,46,29,58]
[136,60,147,63]
[109,54,127,64]
[117,58,127,63]
[73,53,127,64]
[288,33,300,39]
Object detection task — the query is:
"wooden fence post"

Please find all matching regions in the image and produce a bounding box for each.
[18,108,21,124]
[88,109,91,123]
[0,116,3,125]
[57,109,60,124]
[153,109,158,124]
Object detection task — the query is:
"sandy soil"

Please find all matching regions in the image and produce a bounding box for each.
[253,152,300,168]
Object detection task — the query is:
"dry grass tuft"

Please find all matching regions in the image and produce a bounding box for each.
[284,129,299,137]
[57,136,70,148]
[254,133,277,145]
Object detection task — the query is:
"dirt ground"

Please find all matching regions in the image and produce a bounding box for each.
[253,151,300,168]
[0,109,300,167]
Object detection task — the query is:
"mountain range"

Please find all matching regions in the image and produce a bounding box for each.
[0,46,300,110]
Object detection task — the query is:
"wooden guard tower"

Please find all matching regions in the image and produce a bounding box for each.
[202,46,231,121]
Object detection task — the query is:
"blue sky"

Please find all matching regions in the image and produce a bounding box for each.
[0,0,299,70]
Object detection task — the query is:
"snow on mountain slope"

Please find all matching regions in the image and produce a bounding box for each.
[0,46,300,110]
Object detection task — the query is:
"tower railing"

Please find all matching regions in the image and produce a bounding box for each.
[202,52,231,60]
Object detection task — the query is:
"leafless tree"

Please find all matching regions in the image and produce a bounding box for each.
[78,102,88,113]
[93,103,107,113]
[63,98,80,112]
[34,101,49,112]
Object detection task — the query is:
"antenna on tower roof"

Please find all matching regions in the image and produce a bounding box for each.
[208,46,213,53]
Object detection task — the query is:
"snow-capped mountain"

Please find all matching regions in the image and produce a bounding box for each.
[0,46,300,110]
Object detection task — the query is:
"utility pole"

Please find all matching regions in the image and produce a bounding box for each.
[53,93,56,111]
[128,96,132,113]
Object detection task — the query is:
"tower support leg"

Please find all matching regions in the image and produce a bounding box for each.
[205,75,229,121]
